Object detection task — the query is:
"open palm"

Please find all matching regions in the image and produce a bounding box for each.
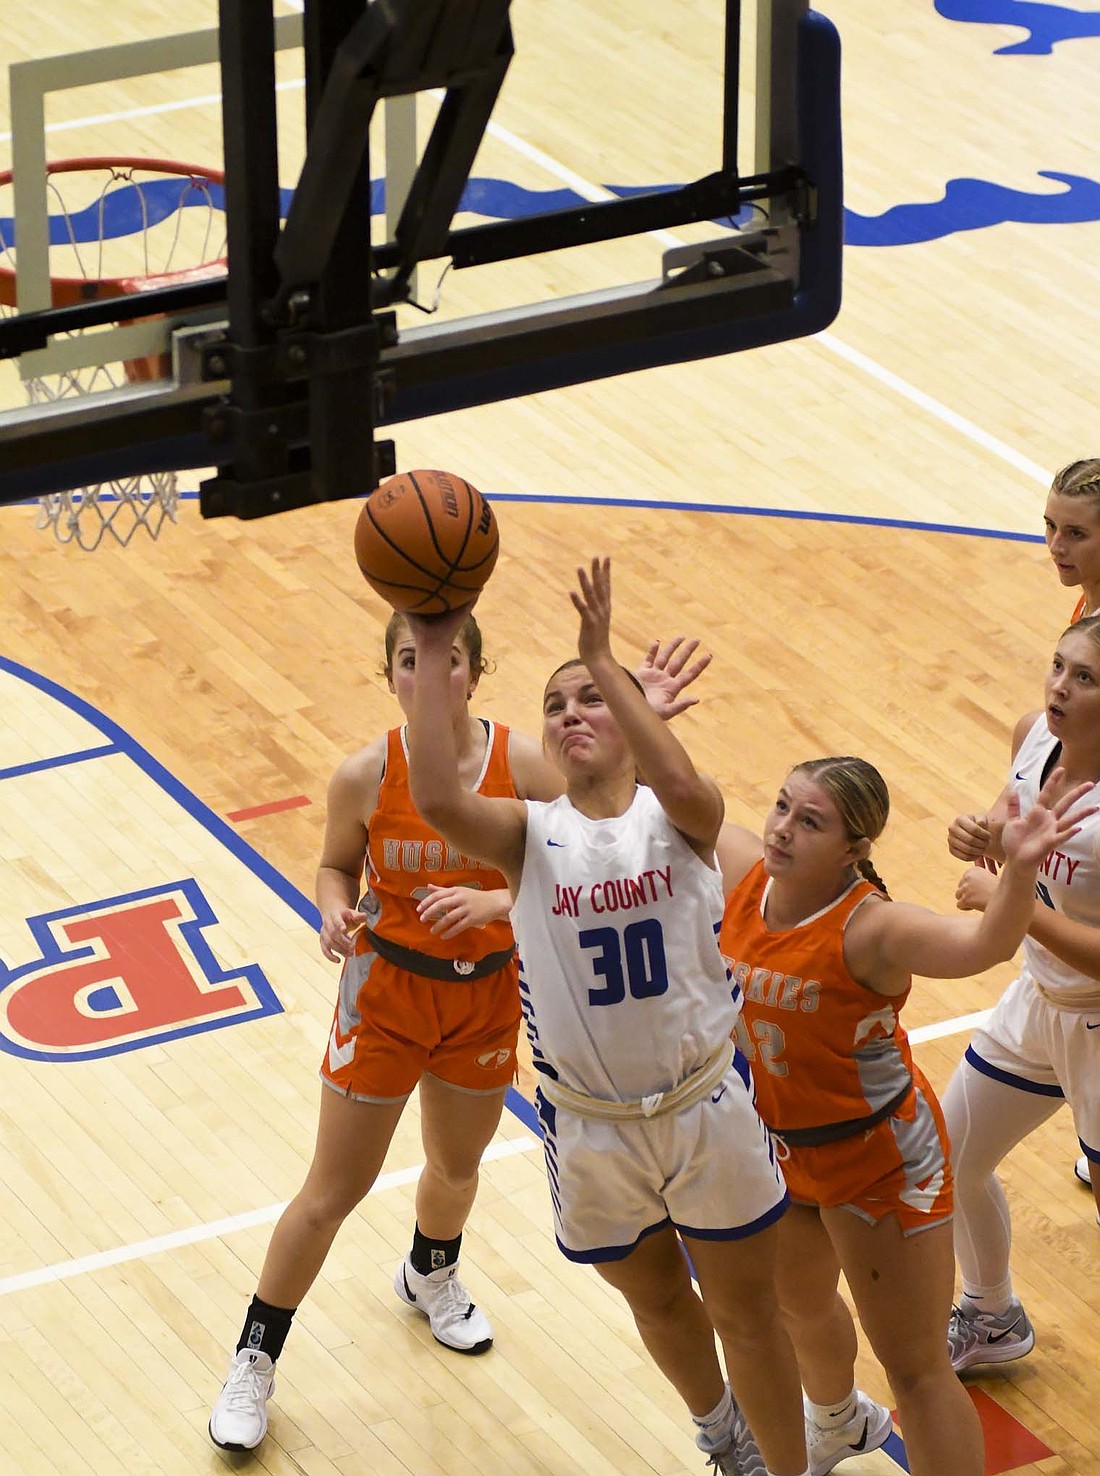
[1001,768,1095,868]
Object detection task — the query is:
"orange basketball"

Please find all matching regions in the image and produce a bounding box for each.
[354,469,500,614]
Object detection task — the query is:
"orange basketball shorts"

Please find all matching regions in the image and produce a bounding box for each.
[320,948,521,1102]
[778,1071,954,1235]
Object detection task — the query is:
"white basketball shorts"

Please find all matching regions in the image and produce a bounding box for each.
[966,969,1100,1156]
[534,1049,789,1262]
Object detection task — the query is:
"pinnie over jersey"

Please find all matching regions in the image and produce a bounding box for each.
[512,786,736,1101]
[352,722,518,964]
[1011,715,1100,998]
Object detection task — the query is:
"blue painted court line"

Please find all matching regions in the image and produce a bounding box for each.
[162,488,1048,546]
[0,742,120,782]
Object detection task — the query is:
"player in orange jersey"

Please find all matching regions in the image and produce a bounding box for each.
[207,609,708,1452]
[717,756,1089,1476]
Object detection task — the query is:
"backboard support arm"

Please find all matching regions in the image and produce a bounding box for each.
[0,2,841,518]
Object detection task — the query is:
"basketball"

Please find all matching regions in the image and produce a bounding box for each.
[353,469,500,615]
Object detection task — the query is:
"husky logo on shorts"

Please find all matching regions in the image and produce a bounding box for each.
[476,1048,512,1070]
[0,881,280,1062]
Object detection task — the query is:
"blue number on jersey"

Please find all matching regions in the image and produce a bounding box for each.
[579,919,670,1005]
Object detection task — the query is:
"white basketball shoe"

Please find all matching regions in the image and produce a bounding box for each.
[208,1348,275,1450]
[394,1257,493,1354]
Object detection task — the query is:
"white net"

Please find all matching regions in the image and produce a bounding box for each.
[25,361,179,549]
[0,158,227,551]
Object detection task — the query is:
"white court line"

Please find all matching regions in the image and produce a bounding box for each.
[0,1132,539,1300]
[0,998,989,1300]
[479,112,1051,487]
[0,46,1052,491]
[908,1008,991,1045]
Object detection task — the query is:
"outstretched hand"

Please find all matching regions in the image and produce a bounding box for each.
[1001,767,1095,869]
[403,599,479,652]
[571,557,614,668]
[636,636,712,719]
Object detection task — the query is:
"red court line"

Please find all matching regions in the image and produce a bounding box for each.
[892,1389,1056,1475]
[971,1387,1054,1475]
[227,795,312,822]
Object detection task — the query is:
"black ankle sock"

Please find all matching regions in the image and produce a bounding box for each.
[410,1224,462,1275]
[236,1295,296,1361]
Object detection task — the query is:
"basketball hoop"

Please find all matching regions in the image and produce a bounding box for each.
[0,156,227,550]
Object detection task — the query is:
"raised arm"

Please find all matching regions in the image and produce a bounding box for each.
[405,605,528,890]
[574,558,724,852]
[849,771,1094,995]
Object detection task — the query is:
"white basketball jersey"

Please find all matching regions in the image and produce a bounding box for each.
[511,786,738,1100]
[1012,714,1100,998]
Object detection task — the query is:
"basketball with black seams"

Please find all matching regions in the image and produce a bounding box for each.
[354,469,500,614]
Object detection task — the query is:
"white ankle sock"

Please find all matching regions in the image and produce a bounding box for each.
[960,1280,1014,1318]
[692,1382,733,1449]
[806,1390,857,1429]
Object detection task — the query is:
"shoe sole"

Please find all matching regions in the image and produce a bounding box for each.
[393,1270,494,1356]
[951,1329,1036,1372]
[208,1418,266,1452]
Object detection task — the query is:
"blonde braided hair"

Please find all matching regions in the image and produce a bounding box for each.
[1050,460,1100,502]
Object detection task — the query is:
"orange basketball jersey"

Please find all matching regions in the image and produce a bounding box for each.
[719,861,916,1134]
[359,722,517,964]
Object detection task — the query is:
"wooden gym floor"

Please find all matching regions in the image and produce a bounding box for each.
[0,2,1098,1473]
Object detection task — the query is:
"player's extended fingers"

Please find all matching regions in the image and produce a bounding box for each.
[676,649,713,687]
[575,563,603,618]
[1049,778,1095,818]
[653,635,690,674]
[646,636,678,671]
[664,696,700,716]
[666,637,701,678]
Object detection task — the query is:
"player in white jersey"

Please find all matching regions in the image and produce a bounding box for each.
[406,558,810,1476]
[1040,458,1100,1193]
[944,615,1100,1371]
